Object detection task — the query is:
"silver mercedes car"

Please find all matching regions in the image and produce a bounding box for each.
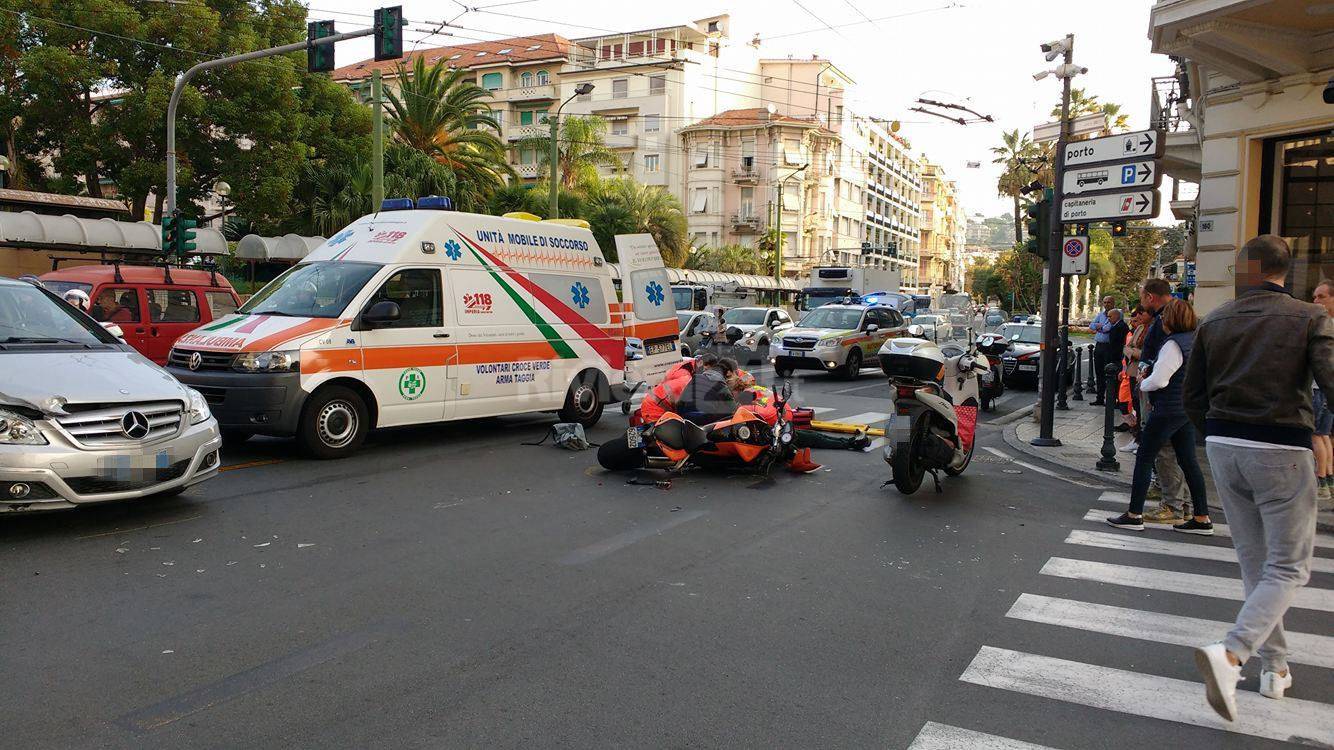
[0,276,222,513]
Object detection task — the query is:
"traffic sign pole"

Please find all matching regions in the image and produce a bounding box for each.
[1035,36,1074,447]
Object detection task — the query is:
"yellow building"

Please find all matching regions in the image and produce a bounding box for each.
[918,160,963,293]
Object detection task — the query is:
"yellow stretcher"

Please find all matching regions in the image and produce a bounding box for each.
[808,419,886,438]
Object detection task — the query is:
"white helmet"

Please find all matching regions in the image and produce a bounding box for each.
[63,289,91,311]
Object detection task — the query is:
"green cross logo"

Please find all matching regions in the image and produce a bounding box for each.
[398,367,426,401]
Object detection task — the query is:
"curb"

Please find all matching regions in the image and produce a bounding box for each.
[1001,419,1132,487]
[990,402,1036,426]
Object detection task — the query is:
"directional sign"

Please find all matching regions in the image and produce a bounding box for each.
[1060,190,1159,223]
[1063,159,1160,195]
[1060,235,1089,276]
[1062,129,1164,168]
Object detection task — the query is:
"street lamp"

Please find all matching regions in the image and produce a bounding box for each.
[0,154,10,189]
[213,180,231,232]
[550,82,595,219]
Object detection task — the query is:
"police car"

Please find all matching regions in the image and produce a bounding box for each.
[771,302,908,379]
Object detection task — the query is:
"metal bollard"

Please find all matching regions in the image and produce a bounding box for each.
[1072,344,1085,401]
[1085,343,1097,393]
[1055,332,1070,411]
[1096,362,1121,472]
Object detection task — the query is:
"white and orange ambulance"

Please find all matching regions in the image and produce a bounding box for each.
[167,198,680,458]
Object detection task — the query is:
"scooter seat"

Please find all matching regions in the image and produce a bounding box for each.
[654,418,711,453]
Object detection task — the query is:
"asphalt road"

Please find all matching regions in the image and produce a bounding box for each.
[3,368,1330,749]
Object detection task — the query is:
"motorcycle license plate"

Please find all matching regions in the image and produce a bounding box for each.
[626,427,642,448]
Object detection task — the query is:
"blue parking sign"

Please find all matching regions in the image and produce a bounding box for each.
[1121,165,1136,184]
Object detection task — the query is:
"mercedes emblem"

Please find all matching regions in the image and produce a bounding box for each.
[188,351,203,371]
[120,411,151,440]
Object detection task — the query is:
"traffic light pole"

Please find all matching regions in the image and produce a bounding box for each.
[164,26,375,218]
[1033,37,1074,447]
[372,68,384,208]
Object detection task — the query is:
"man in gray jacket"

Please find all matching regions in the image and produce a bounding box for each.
[1184,235,1334,721]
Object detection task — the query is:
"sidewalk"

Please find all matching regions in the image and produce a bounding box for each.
[1002,398,1334,531]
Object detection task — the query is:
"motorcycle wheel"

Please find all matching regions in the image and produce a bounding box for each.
[943,433,975,476]
[597,434,648,471]
[891,415,925,494]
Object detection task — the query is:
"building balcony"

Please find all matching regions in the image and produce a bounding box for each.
[605,133,638,149]
[731,164,762,183]
[514,163,543,179]
[506,124,548,142]
[1150,73,1202,182]
[503,84,557,103]
[1150,0,1328,87]
[730,214,763,233]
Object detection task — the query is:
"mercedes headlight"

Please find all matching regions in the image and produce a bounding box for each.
[186,388,211,425]
[233,350,301,373]
[0,408,47,445]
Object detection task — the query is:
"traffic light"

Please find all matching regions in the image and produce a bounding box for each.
[1110,220,1128,237]
[161,215,177,256]
[1024,188,1053,262]
[307,20,336,73]
[373,6,403,61]
[177,217,198,257]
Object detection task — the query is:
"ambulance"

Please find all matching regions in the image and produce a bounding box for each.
[166,198,680,458]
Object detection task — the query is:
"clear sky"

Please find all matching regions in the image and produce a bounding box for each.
[304,0,1177,219]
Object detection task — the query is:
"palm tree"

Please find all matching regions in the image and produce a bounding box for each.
[1053,88,1130,134]
[686,244,767,274]
[293,144,457,235]
[383,56,513,199]
[991,129,1042,243]
[516,115,623,189]
[583,178,688,266]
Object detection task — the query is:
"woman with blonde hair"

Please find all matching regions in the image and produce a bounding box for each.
[1108,297,1214,534]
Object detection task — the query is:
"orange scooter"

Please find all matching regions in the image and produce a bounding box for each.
[598,382,799,475]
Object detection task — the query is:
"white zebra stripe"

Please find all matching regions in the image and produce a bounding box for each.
[1039,557,1334,613]
[908,721,1061,750]
[1065,530,1334,574]
[1080,509,1334,550]
[960,646,1334,746]
[1006,593,1334,669]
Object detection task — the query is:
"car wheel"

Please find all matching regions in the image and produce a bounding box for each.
[558,373,604,427]
[775,366,794,378]
[754,340,770,365]
[297,385,369,460]
[841,348,863,380]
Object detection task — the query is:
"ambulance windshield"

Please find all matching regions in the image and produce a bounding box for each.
[240,261,382,318]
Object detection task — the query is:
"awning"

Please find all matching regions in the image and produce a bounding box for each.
[0,210,227,257]
[235,233,325,262]
[608,263,799,292]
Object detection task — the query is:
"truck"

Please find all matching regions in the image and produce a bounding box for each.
[669,282,758,313]
[797,266,902,311]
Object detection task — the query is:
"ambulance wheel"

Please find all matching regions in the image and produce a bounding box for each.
[558,373,604,427]
[297,385,369,459]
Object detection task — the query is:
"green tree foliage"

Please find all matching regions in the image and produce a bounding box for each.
[991,129,1046,244]
[1053,89,1130,132]
[685,244,773,275]
[1,0,371,227]
[292,143,455,235]
[1106,222,1163,304]
[383,55,513,204]
[516,115,623,189]
[582,178,688,266]
[485,180,584,220]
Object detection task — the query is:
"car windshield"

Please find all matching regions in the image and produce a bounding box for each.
[240,261,382,318]
[0,283,118,347]
[723,308,766,325]
[999,324,1043,344]
[917,315,943,325]
[797,308,863,330]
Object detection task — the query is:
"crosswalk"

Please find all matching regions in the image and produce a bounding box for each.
[907,489,1334,748]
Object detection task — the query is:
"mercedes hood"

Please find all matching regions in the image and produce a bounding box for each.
[0,350,190,414]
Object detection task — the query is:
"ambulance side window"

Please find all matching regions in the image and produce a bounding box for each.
[367,269,442,328]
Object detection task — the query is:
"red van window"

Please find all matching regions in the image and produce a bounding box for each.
[147,289,200,323]
[205,291,239,318]
[92,288,141,323]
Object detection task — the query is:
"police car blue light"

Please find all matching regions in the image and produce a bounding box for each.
[380,198,415,211]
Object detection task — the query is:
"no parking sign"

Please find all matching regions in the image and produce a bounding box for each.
[1061,235,1089,276]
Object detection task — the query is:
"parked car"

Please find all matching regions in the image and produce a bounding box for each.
[676,310,717,357]
[997,322,1074,389]
[41,264,242,366]
[911,313,954,343]
[771,303,909,378]
[0,276,222,513]
[719,306,794,363]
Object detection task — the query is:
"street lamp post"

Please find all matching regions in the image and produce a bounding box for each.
[550,83,595,219]
[213,180,231,232]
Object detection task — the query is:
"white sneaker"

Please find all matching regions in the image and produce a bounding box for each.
[1194,643,1242,721]
[1259,669,1292,699]
[1120,440,1139,454]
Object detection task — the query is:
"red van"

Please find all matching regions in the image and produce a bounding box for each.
[40,265,242,365]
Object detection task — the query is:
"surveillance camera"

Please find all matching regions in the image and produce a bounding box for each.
[1045,50,1061,62]
[1033,70,1051,82]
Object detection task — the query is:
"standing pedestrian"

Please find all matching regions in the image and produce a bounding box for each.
[1312,280,1334,505]
[1120,305,1151,435]
[1106,297,1211,533]
[1138,278,1188,520]
[1184,235,1334,721]
[1088,295,1117,405]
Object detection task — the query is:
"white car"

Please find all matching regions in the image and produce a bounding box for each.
[911,314,954,343]
[719,306,794,363]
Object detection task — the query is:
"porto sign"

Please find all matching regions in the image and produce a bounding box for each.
[1063,159,1159,196]
[1063,129,1164,168]
[1060,190,1160,223]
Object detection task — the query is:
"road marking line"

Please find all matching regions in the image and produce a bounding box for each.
[1039,557,1334,613]
[219,458,285,472]
[558,510,707,566]
[1006,593,1334,670]
[831,411,892,426]
[1095,490,1130,505]
[908,721,1060,750]
[808,407,838,415]
[981,447,1108,489]
[1065,529,1334,574]
[959,646,1334,746]
[1080,509,1334,550]
[76,514,204,540]
[867,437,886,452]
[116,618,409,732]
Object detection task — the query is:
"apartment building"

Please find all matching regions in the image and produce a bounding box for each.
[331,33,577,181]
[557,15,762,196]
[1148,0,1334,312]
[919,160,964,292]
[854,117,922,291]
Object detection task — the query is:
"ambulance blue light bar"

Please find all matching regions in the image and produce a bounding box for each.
[380,198,414,211]
[416,195,453,210]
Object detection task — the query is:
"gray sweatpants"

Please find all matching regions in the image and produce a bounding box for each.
[1206,441,1318,672]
